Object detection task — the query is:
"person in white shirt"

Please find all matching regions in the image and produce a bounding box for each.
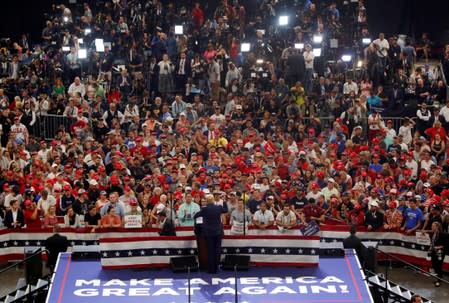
[303,44,314,93]
[372,32,389,70]
[253,202,274,229]
[67,77,86,97]
[439,99,449,130]
[343,78,358,95]
[276,204,297,230]
[37,190,57,215]
[398,118,415,145]
[225,62,242,88]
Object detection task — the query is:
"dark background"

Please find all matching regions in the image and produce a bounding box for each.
[1,0,448,44]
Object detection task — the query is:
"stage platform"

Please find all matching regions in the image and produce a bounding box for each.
[46,250,373,303]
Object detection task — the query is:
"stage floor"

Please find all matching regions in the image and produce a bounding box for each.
[46,251,373,303]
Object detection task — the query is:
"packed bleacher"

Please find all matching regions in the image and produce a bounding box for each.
[0,0,448,240]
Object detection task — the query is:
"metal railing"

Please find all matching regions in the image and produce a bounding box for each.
[438,63,449,102]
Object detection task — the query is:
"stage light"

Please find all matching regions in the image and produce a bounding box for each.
[279,16,289,26]
[341,55,352,62]
[78,38,84,44]
[256,59,264,64]
[62,46,70,52]
[174,25,183,35]
[294,43,304,50]
[241,43,250,52]
[95,39,104,52]
[84,28,91,35]
[78,49,87,59]
[362,38,371,45]
[357,60,363,68]
[313,35,323,44]
[312,48,321,57]
[63,16,69,23]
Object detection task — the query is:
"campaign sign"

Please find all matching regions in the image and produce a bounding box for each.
[124,215,142,228]
[46,251,373,303]
[300,221,320,236]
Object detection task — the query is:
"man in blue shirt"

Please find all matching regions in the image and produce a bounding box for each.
[401,199,423,234]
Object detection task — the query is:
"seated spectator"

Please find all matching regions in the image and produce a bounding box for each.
[401,199,424,234]
[64,206,81,228]
[276,204,297,231]
[4,200,25,229]
[158,211,176,236]
[348,205,365,227]
[23,199,41,228]
[100,206,122,228]
[383,201,403,231]
[301,198,326,225]
[252,202,275,230]
[364,201,384,231]
[43,205,59,228]
[84,204,101,231]
[37,189,56,216]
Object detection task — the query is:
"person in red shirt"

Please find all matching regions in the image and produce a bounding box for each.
[348,204,365,227]
[301,198,326,225]
[23,199,41,228]
[425,120,446,143]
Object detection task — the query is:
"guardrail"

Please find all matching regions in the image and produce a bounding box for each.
[438,63,449,102]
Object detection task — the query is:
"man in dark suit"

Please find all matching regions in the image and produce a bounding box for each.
[158,211,176,236]
[365,201,384,231]
[174,52,191,93]
[194,195,226,273]
[343,225,364,263]
[4,199,25,228]
[45,229,69,270]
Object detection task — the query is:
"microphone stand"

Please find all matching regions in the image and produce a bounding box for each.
[187,265,191,303]
[242,205,246,236]
[234,264,238,303]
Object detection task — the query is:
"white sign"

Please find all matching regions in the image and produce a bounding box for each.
[124,215,143,228]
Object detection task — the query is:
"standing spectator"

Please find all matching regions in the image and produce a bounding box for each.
[364,201,384,231]
[158,54,175,98]
[372,32,389,72]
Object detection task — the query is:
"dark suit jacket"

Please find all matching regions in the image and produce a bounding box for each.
[365,211,384,231]
[4,209,25,228]
[45,233,69,268]
[194,204,225,237]
[159,219,176,236]
[175,57,192,77]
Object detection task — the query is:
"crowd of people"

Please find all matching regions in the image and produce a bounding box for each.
[0,0,448,276]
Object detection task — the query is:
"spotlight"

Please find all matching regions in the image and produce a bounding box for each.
[78,49,87,59]
[313,35,323,44]
[63,16,69,23]
[341,55,352,62]
[357,60,363,68]
[95,39,104,52]
[294,43,304,50]
[312,48,321,57]
[84,28,91,35]
[174,25,183,35]
[241,43,251,52]
[279,16,289,26]
[62,46,70,52]
[256,59,264,64]
[362,38,371,45]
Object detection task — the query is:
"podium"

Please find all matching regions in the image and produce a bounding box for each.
[196,236,208,271]
[194,218,208,271]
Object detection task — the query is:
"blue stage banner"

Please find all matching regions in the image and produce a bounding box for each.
[46,251,374,303]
